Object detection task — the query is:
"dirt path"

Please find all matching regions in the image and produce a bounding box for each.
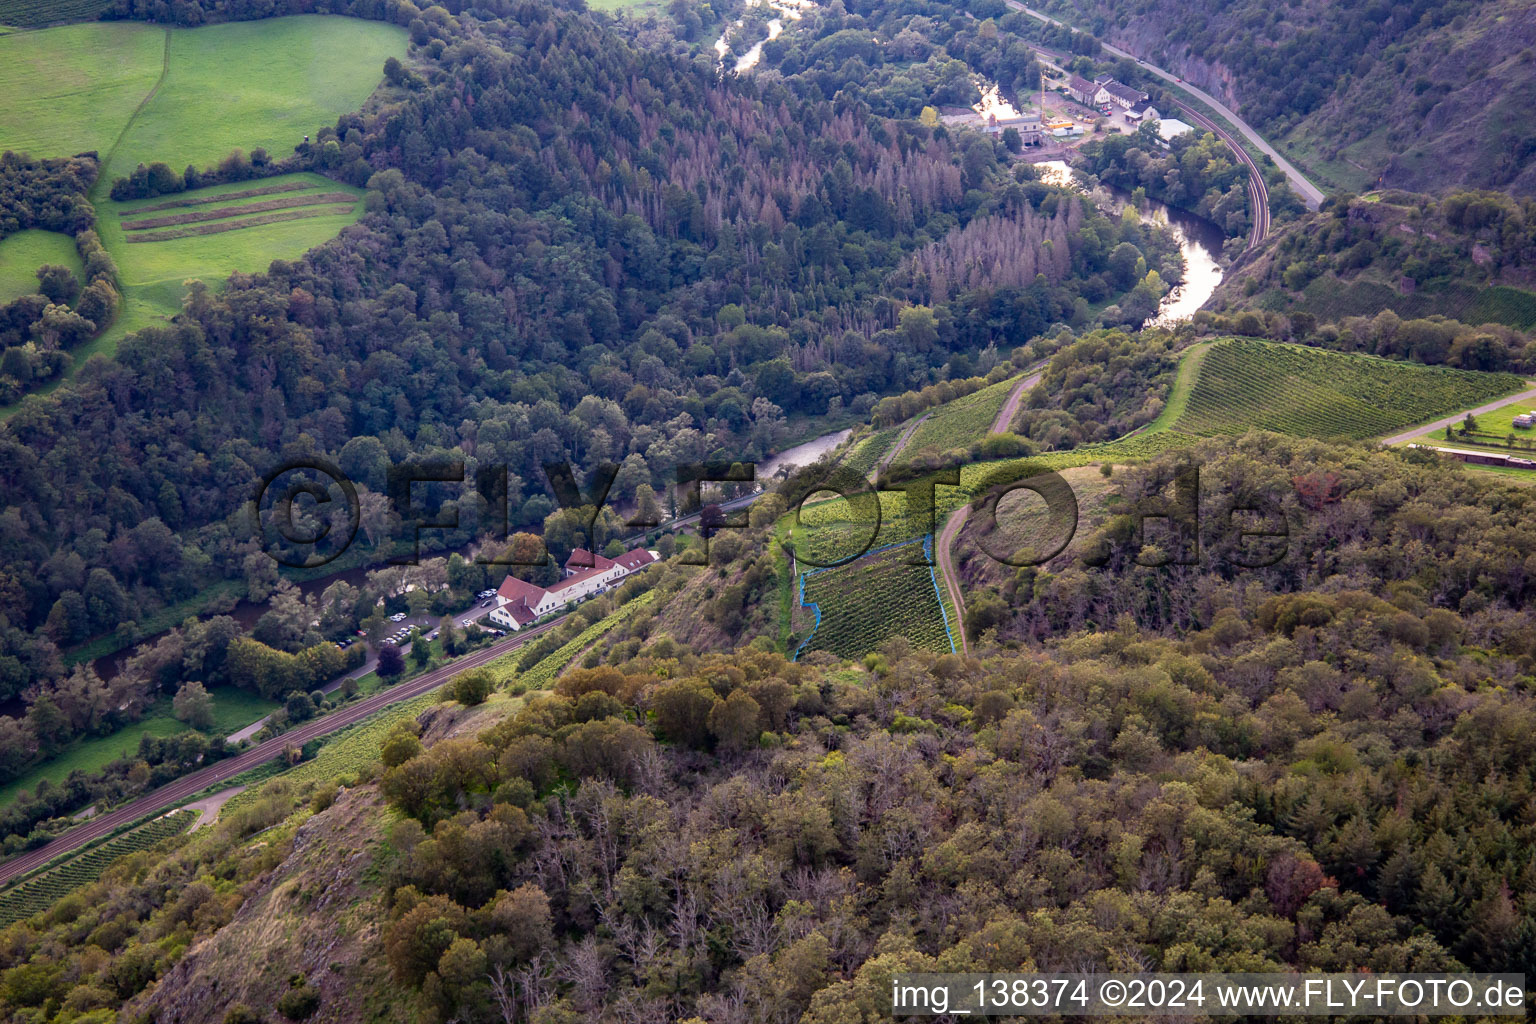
[992,371,1042,434]
[1380,386,1536,446]
[936,506,970,655]
[877,412,931,474]
[182,785,246,830]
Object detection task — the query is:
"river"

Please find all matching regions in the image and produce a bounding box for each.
[1034,159,1225,325]
[758,428,851,482]
[715,0,813,74]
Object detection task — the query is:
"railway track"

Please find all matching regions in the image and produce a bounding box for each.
[0,614,567,888]
[1168,99,1270,249]
[1008,29,1272,251]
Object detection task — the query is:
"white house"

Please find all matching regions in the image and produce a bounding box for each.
[487,546,660,630]
[1126,100,1161,124]
[1096,80,1148,110]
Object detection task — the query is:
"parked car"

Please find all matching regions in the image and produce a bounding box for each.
[389,612,407,622]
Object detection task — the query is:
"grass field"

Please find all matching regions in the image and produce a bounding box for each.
[103,17,406,182]
[0,809,195,927]
[897,375,1019,463]
[0,22,165,159]
[98,173,364,290]
[0,16,399,412]
[0,687,280,808]
[0,18,404,174]
[0,229,80,303]
[1175,339,1525,440]
[798,539,954,660]
[0,0,114,28]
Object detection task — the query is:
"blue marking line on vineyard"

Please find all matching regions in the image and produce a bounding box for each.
[925,533,958,654]
[792,535,944,661]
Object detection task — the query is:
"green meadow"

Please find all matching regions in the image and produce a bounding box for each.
[0,15,401,412]
[103,16,407,181]
[0,230,80,304]
[98,173,365,295]
[0,686,279,809]
[0,22,165,159]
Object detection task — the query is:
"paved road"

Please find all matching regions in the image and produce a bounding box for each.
[1007,1,1324,209]
[1380,387,1536,446]
[0,614,567,888]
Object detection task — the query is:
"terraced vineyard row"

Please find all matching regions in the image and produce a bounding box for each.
[797,538,954,660]
[1177,339,1524,440]
[897,375,1018,463]
[840,426,902,478]
[0,810,196,927]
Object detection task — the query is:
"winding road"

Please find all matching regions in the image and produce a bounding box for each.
[1006,1,1324,210]
[0,613,568,888]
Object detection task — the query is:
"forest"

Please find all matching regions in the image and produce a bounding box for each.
[0,153,119,401]
[0,0,1190,762]
[1,435,1533,1023]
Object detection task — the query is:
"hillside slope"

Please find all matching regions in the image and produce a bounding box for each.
[1212,190,1536,331]
[1037,0,1536,195]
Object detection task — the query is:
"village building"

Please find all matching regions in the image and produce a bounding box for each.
[1156,117,1195,145]
[487,546,660,630]
[1066,74,1098,106]
[1096,79,1149,110]
[1126,100,1161,124]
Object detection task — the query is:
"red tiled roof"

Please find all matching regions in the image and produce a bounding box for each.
[611,548,656,571]
[501,600,536,625]
[566,548,615,573]
[496,575,548,606]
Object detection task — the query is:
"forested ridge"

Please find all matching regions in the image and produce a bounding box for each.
[1211,190,1536,340]
[1,436,1533,1024]
[0,0,1189,803]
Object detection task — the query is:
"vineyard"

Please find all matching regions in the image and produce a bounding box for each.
[797,538,954,660]
[219,695,440,817]
[839,426,902,478]
[1464,286,1536,331]
[489,591,656,691]
[0,810,195,927]
[896,376,1018,463]
[1174,339,1524,440]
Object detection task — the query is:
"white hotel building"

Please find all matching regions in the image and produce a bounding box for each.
[487,546,660,630]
